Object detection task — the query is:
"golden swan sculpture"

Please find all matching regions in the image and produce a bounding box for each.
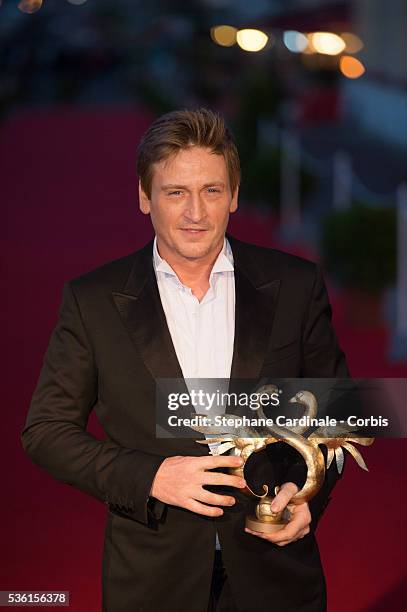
[191,385,374,531]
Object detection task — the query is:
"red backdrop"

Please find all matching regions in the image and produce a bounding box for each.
[2,110,406,611]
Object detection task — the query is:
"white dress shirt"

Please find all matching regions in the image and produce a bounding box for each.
[153,236,235,381]
[152,236,236,550]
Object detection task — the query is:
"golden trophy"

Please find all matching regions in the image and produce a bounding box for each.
[192,385,374,534]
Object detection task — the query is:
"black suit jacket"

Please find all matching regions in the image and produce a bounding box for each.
[21,235,349,612]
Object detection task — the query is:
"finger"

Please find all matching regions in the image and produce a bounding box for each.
[250,511,308,543]
[244,528,290,544]
[264,520,307,543]
[270,482,299,513]
[197,489,236,507]
[203,472,246,488]
[288,504,311,526]
[298,526,310,538]
[266,521,304,542]
[198,455,244,470]
[244,528,300,547]
[187,499,224,517]
[244,528,270,540]
[275,528,310,547]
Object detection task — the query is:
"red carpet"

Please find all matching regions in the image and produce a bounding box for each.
[2,109,406,611]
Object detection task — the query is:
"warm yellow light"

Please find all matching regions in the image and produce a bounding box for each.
[341,32,364,54]
[340,55,366,79]
[236,29,269,52]
[311,32,346,56]
[18,0,42,13]
[210,25,237,47]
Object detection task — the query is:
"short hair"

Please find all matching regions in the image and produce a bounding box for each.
[136,108,240,199]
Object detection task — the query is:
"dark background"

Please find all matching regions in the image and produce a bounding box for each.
[2,0,407,610]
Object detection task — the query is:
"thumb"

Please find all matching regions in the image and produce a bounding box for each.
[270,482,299,512]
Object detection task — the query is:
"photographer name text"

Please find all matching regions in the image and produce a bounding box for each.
[167,414,389,428]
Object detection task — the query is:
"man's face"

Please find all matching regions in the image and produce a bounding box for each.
[139,146,238,263]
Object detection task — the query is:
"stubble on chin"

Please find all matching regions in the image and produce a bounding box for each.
[175,243,211,261]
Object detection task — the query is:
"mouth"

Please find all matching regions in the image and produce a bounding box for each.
[180,228,208,235]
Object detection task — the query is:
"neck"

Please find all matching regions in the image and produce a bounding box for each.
[156,238,225,301]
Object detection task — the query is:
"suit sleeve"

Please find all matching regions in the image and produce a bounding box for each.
[21,281,166,526]
[284,263,350,531]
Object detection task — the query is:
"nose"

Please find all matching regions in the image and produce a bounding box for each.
[184,192,207,224]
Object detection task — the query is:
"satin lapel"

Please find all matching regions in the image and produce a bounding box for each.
[111,241,206,449]
[229,238,281,387]
[230,272,280,381]
[111,241,183,380]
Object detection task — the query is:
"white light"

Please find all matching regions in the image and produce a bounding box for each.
[236,29,269,52]
[310,32,346,56]
[67,0,88,5]
[283,31,308,53]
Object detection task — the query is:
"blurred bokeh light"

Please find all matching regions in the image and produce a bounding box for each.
[340,55,366,79]
[310,32,346,56]
[236,29,269,52]
[210,25,237,47]
[17,0,42,13]
[283,30,308,53]
[341,32,364,54]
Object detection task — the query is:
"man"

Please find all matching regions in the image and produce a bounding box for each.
[21,108,349,612]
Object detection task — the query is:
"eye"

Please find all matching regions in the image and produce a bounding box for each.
[168,190,183,196]
[207,187,221,193]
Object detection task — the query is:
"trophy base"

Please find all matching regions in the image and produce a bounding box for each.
[246,515,288,534]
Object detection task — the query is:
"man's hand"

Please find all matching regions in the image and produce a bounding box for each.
[150,455,246,517]
[245,482,311,546]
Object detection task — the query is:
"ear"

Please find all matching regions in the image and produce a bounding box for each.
[229,184,239,213]
[138,180,151,215]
